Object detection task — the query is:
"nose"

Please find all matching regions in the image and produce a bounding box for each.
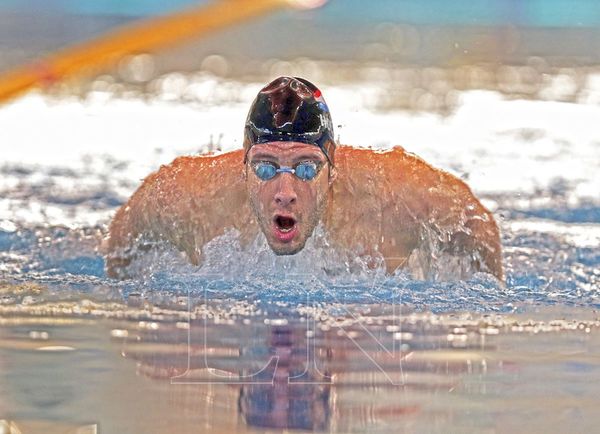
[274,174,297,207]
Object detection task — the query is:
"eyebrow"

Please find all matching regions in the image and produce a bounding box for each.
[249,151,324,163]
[249,152,279,161]
[291,152,324,163]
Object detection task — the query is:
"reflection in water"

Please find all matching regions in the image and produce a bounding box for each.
[238,325,331,430]
[113,304,508,431]
[0,298,599,432]
[118,315,338,430]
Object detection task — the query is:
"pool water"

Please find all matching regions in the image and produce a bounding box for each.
[0,77,599,432]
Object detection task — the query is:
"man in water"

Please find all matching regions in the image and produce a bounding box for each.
[106,76,503,281]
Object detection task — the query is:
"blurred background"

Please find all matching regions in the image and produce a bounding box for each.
[2,0,600,111]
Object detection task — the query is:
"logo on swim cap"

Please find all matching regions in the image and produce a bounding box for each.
[243,76,336,165]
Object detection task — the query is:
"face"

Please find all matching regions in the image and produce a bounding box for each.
[246,141,335,255]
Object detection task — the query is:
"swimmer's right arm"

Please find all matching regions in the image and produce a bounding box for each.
[105,150,255,279]
[105,160,201,278]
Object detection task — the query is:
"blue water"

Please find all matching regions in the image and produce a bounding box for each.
[0,0,210,17]
[3,0,600,27]
[1,191,598,314]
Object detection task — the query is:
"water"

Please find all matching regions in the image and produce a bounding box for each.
[1,300,599,433]
[6,0,600,80]
[4,0,600,27]
[0,77,599,432]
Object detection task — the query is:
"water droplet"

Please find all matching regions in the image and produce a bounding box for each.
[36,345,75,352]
[28,330,49,340]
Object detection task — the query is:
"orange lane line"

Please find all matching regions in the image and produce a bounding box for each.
[0,0,287,103]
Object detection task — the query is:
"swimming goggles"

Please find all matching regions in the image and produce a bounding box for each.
[252,161,321,181]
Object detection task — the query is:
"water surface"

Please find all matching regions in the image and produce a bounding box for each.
[0,79,599,432]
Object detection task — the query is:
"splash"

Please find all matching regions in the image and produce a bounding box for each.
[0,83,598,314]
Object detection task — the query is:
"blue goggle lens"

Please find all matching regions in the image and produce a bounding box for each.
[253,162,320,181]
[294,162,317,180]
[255,162,277,180]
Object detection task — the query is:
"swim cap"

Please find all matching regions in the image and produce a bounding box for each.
[243,76,335,165]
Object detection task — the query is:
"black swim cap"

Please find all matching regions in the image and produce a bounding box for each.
[243,76,335,165]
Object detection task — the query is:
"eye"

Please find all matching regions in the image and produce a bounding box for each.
[254,162,277,180]
[295,162,318,180]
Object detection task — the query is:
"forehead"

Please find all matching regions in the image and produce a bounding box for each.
[247,142,325,162]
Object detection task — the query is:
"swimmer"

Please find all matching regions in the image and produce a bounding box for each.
[106,76,503,281]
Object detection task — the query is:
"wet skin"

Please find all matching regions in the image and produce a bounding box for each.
[245,142,335,256]
[106,144,503,281]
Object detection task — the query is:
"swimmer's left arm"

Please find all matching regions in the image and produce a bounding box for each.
[428,175,504,282]
[376,147,503,281]
[447,205,503,281]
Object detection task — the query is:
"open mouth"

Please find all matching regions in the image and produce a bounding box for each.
[274,215,297,233]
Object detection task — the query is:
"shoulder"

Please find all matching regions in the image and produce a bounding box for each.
[332,144,495,229]
[139,149,245,194]
[154,149,245,179]
[334,144,475,212]
[335,144,445,184]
